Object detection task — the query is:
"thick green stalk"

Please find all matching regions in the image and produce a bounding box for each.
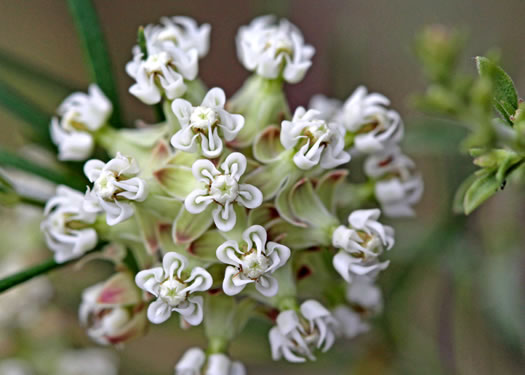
[0,242,106,293]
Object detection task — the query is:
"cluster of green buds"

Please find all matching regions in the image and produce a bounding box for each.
[414,25,525,214]
[2,14,423,374]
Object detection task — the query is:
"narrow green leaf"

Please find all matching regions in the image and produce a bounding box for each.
[67,0,121,127]
[476,56,518,123]
[0,149,86,190]
[0,49,77,95]
[0,242,106,294]
[463,170,500,214]
[0,80,53,146]
[137,26,148,59]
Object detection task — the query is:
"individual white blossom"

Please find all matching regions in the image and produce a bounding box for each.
[156,16,211,57]
[83,153,148,226]
[332,209,394,257]
[51,84,112,161]
[135,252,213,326]
[332,209,394,283]
[56,349,118,375]
[332,306,370,339]
[281,107,350,170]
[126,17,210,105]
[340,86,403,153]
[185,153,263,232]
[364,147,424,217]
[216,225,290,297]
[236,15,315,83]
[78,274,146,346]
[175,347,246,375]
[269,300,338,363]
[308,94,342,122]
[346,276,383,314]
[171,88,244,158]
[41,185,97,263]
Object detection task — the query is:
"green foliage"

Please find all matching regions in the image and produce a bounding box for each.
[67,0,122,127]
[414,26,525,214]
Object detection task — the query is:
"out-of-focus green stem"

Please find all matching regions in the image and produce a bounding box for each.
[0,242,106,293]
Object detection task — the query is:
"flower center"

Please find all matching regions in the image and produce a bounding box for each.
[210,175,239,204]
[159,278,187,307]
[62,110,88,132]
[190,106,217,130]
[305,120,330,141]
[264,31,294,57]
[94,172,119,200]
[356,231,382,256]
[50,212,67,233]
[241,250,269,279]
[144,51,171,73]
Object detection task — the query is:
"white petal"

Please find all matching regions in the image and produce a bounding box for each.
[212,204,236,232]
[237,184,263,209]
[222,266,247,296]
[220,152,247,180]
[201,87,226,108]
[255,275,279,297]
[147,298,172,324]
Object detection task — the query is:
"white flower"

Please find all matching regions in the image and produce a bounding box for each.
[157,16,211,57]
[308,94,342,122]
[332,209,394,258]
[332,251,390,283]
[171,88,244,158]
[41,185,97,263]
[281,107,350,170]
[269,300,338,363]
[364,147,424,217]
[185,153,263,232]
[346,277,383,314]
[236,15,315,83]
[126,17,209,105]
[341,86,403,153]
[83,153,148,226]
[135,252,213,326]
[332,306,369,339]
[51,84,112,161]
[216,225,290,297]
[56,349,118,375]
[175,348,246,375]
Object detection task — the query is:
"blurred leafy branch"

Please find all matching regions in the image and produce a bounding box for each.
[413,25,525,214]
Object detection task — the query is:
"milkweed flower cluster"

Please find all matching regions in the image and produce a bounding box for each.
[35,14,423,373]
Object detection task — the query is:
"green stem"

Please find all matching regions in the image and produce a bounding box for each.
[0,242,107,293]
[18,194,46,208]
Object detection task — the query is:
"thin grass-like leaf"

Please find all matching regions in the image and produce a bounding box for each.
[67,0,122,127]
[0,148,86,190]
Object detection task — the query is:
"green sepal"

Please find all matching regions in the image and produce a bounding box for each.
[183,78,208,106]
[267,219,328,250]
[188,230,226,263]
[152,165,199,200]
[218,205,247,242]
[173,206,214,244]
[248,203,281,228]
[228,75,289,147]
[315,169,349,214]
[244,156,297,201]
[253,125,285,163]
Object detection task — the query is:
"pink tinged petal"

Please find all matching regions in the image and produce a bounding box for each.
[201,87,226,108]
[185,189,213,214]
[147,298,172,324]
[96,273,140,306]
[135,267,164,296]
[83,159,105,182]
[222,266,248,296]
[237,184,263,209]
[212,204,236,232]
[255,274,278,297]
[216,240,243,267]
[221,152,247,180]
[162,252,188,279]
[183,267,213,293]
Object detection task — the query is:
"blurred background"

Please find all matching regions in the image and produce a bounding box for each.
[0,0,524,374]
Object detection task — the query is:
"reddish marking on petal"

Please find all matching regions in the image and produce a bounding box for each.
[176,231,191,243]
[97,288,123,304]
[266,308,280,322]
[153,168,167,183]
[157,222,172,234]
[378,156,394,167]
[207,288,222,295]
[296,265,312,280]
[152,141,170,161]
[146,236,159,254]
[328,170,348,181]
